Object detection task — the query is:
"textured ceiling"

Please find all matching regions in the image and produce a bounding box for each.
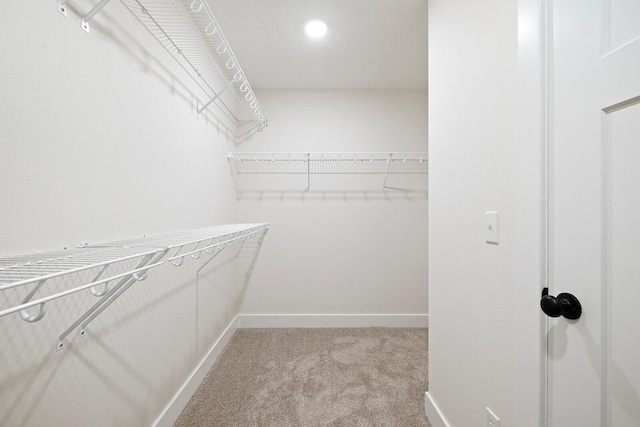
[208,0,428,90]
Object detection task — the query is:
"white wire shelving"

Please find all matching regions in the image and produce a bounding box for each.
[227,152,429,193]
[57,0,268,141]
[0,223,269,351]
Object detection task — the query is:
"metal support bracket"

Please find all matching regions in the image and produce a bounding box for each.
[306,153,311,191]
[81,0,113,33]
[242,229,268,286]
[57,1,68,16]
[57,271,138,350]
[196,73,241,116]
[197,86,228,116]
[382,156,393,190]
[56,251,166,351]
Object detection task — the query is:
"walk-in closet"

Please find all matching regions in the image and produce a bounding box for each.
[0,1,428,425]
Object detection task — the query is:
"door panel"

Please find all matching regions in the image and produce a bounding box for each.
[548,0,640,425]
[608,0,640,51]
[606,101,640,426]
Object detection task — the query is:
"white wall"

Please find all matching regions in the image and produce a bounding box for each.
[237,90,429,316]
[427,0,519,426]
[0,4,429,426]
[0,2,243,426]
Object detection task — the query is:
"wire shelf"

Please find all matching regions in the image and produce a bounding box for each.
[121,0,268,138]
[57,0,268,141]
[227,152,429,193]
[0,223,269,350]
[0,246,163,292]
[0,246,165,322]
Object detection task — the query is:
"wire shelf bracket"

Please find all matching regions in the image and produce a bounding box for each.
[57,1,68,16]
[56,250,167,351]
[57,0,115,32]
[82,0,113,32]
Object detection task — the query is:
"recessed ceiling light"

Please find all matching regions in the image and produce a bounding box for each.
[305,20,327,39]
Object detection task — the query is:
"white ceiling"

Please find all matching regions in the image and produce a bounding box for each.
[208,0,428,90]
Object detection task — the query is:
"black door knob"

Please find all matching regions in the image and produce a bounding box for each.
[540,288,582,320]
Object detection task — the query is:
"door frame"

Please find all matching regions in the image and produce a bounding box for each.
[516,0,549,425]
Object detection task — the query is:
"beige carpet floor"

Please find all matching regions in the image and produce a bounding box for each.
[174,328,430,427]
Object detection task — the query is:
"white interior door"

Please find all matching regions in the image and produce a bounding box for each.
[547,0,640,425]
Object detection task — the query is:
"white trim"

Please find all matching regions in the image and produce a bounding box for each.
[236,313,428,328]
[152,316,239,427]
[424,391,451,427]
[517,0,547,425]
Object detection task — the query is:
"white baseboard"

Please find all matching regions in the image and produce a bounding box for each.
[424,391,451,427]
[154,314,428,426]
[237,313,428,328]
[152,316,239,427]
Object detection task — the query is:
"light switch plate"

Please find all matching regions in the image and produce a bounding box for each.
[485,211,499,243]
